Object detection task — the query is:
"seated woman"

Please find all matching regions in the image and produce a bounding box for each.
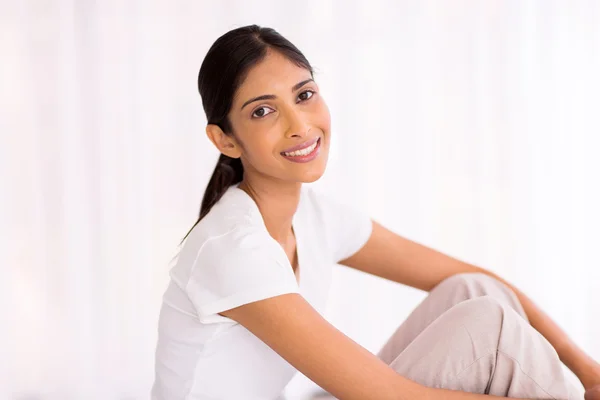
[151,24,600,400]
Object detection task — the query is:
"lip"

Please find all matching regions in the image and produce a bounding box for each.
[280,137,321,163]
[280,137,320,154]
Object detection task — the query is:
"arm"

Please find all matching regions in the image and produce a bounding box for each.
[340,220,600,391]
[220,292,546,400]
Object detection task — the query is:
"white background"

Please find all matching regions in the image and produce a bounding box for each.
[1,1,599,399]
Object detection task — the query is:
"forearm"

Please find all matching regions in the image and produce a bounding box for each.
[485,271,600,389]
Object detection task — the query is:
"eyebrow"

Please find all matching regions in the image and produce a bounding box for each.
[240,78,315,110]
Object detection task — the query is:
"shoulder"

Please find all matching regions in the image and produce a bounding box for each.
[170,185,286,284]
[178,223,283,279]
[171,222,293,319]
[196,185,263,237]
[172,210,296,324]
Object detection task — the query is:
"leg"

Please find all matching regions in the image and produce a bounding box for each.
[377,272,527,364]
[389,296,575,399]
[309,274,581,399]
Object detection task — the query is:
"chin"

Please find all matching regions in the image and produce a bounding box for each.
[299,164,327,183]
[301,173,324,183]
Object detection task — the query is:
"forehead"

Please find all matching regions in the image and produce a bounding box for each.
[233,50,312,104]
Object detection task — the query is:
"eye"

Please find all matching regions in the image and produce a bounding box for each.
[297,90,315,102]
[252,106,274,119]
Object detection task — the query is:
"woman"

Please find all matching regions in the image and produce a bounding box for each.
[152,25,600,400]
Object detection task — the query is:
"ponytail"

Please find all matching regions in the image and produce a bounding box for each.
[180,154,243,244]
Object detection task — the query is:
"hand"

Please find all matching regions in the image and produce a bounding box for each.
[585,384,600,400]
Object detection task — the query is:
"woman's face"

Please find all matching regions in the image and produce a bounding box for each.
[227,49,331,185]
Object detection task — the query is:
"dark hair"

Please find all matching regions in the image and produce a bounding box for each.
[181,25,314,243]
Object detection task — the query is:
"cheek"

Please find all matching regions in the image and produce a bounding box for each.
[231,125,271,162]
[244,132,281,163]
[315,100,331,132]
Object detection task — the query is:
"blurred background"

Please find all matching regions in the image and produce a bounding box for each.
[2,1,600,399]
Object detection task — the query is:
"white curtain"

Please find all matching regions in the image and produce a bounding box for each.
[2,1,599,399]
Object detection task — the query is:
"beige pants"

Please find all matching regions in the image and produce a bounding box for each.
[313,273,583,400]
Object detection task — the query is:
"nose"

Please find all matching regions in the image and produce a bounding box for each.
[284,108,310,139]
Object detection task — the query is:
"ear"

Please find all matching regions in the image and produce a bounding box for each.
[206,124,242,159]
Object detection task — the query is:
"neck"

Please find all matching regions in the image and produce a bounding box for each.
[237,177,301,244]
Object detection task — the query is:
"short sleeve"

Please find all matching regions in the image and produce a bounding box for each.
[185,228,299,324]
[307,188,373,264]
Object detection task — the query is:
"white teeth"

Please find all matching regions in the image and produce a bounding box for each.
[283,139,318,157]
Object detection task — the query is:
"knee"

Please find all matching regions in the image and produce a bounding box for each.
[447,296,526,360]
[423,296,507,354]
[437,272,494,290]
[453,295,507,332]
[437,272,506,292]
[436,272,528,323]
[459,295,505,314]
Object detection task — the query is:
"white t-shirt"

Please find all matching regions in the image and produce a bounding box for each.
[151,184,373,400]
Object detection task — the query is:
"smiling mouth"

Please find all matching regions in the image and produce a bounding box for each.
[280,138,321,157]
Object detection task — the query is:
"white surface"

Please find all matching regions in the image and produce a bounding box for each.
[2,1,599,399]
